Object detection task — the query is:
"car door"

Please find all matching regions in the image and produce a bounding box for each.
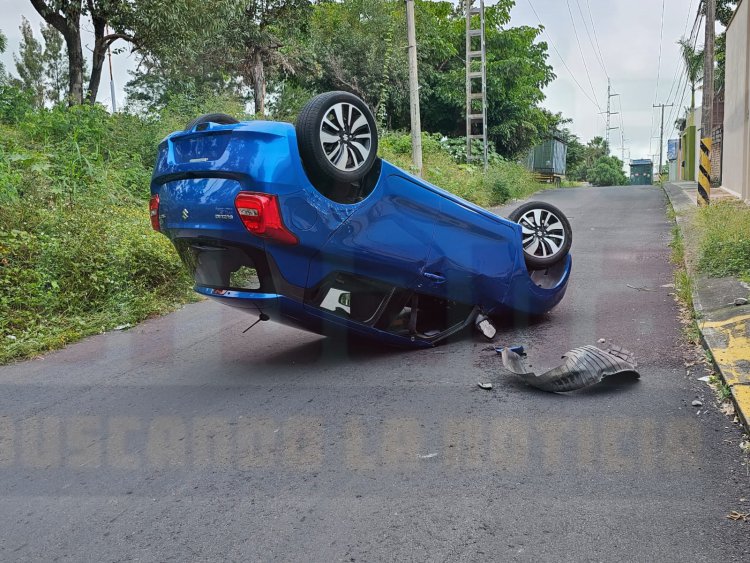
[419,197,519,307]
[306,174,443,298]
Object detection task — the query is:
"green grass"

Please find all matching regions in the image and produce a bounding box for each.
[709,375,732,402]
[695,201,750,282]
[0,94,245,363]
[668,218,695,311]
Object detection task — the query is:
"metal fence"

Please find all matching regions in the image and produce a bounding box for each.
[711,125,723,187]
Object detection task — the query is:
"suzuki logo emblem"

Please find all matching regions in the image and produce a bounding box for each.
[181,208,189,220]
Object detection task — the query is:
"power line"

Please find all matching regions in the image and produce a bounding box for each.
[653,0,667,104]
[584,0,609,78]
[663,0,696,107]
[649,0,667,155]
[565,0,600,106]
[525,0,605,115]
[666,6,705,138]
[574,0,607,78]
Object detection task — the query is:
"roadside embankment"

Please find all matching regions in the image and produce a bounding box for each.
[664,182,750,430]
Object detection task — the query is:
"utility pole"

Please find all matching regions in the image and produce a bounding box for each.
[701,0,715,137]
[650,153,660,177]
[106,26,116,113]
[653,102,673,181]
[405,0,422,176]
[602,78,619,152]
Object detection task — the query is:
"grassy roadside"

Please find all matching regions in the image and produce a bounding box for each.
[667,196,747,418]
[670,198,750,310]
[694,201,750,283]
[666,203,700,346]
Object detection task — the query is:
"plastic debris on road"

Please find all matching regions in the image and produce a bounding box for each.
[498,344,640,393]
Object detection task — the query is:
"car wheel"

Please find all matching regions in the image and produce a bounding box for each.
[508,201,572,270]
[296,91,378,184]
[184,113,239,132]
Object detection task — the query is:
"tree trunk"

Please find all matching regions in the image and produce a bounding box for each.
[29,1,84,105]
[250,49,266,116]
[691,83,695,111]
[86,15,107,104]
[64,27,84,105]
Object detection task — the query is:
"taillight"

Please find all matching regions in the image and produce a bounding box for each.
[235,192,298,245]
[149,194,160,232]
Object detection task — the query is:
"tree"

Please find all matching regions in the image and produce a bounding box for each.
[0,30,7,80]
[677,37,703,112]
[29,0,134,105]
[41,23,68,105]
[588,155,627,187]
[13,17,45,108]
[228,0,311,116]
[123,0,250,110]
[564,136,609,182]
[285,0,554,158]
[713,1,738,91]
[560,130,584,178]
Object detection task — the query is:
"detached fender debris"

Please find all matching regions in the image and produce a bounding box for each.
[499,344,640,393]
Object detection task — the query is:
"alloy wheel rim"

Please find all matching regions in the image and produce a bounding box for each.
[518,208,566,258]
[319,102,372,171]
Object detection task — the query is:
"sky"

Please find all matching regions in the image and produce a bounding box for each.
[0,0,708,167]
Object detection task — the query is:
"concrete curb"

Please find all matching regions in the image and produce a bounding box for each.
[663,183,750,431]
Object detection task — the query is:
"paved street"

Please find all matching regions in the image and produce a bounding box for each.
[1,186,748,561]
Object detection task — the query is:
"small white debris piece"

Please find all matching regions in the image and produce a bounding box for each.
[697,376,711,383]
[733,297,749,306]
[5,335,16,341]
[691,399,703,407]
[597,338,606,344]
[418,453,438,459]
[477,382,493,390]
[113,324,132,331]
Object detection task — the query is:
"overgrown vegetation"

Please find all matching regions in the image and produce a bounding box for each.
[695,201,750,282]
[380,132,544,207]
[0,89,249,363]
[564,135,628,186]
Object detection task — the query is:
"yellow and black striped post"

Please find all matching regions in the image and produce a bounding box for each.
[698,137,711,206]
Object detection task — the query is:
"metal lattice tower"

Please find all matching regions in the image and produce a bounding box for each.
[465,0,488,170]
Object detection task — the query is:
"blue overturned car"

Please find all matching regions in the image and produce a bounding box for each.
[150,92,572,347]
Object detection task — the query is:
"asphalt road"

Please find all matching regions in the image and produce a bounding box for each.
[1,185,749,561]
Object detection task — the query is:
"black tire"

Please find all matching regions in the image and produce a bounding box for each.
[184,113,239,132]
[296,91,378,184]
[508,201,572,270]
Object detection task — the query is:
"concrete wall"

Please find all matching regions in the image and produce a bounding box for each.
[723,0,750,200]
